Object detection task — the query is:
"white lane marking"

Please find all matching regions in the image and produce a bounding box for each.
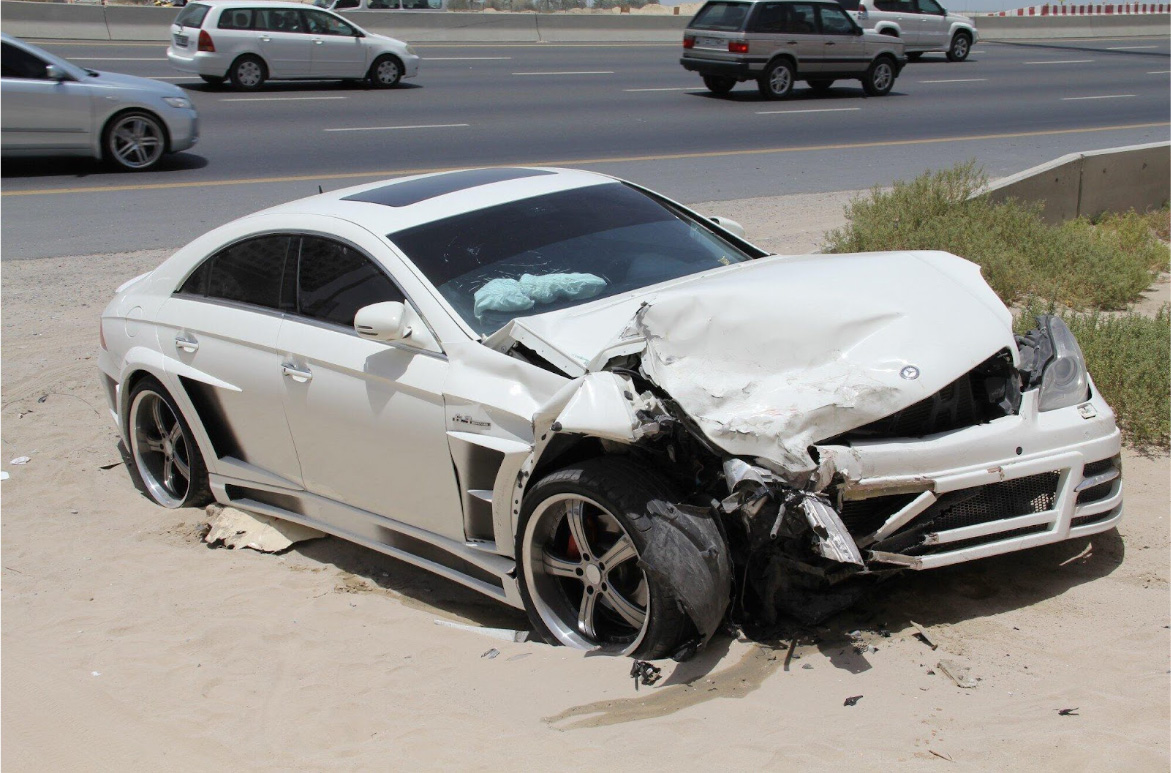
[512,70,614,76]
[223,96,348,102]
[1025,59,1095,64]
[970,49,986,53]
[756,107,861,115]
[1148,70,1171,74]
[917,78,988,83]
[324,123,470,132]
[426,56,512,60]
[1061,94,1137,101]
[70,57,163,61]
[1106,45,1159,50]
[149,76,196,80]
[624,87,694,91]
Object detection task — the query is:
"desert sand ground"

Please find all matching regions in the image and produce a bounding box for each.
[2,190,1168,771]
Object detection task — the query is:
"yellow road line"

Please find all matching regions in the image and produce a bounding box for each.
[4,122,1167,197]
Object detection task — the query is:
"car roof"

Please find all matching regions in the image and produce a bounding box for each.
[252,167,620,235]
[186,0,329,8]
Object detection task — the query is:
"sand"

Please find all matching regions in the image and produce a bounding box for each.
[2,192,1168,771]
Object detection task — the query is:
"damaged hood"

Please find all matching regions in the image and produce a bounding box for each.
[494,251,1014,473]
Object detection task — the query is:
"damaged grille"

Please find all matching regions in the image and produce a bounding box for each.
[1072,504,1121,530]
[911,524,1050,555]
[842,351,1019,441]
[1076,456,1120,506]
[840,494,919,537]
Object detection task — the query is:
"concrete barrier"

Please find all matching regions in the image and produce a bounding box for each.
[981,142,1171,223]
[0,0,1166,42]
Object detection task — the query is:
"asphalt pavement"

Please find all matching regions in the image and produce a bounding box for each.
[2,35,1168,259]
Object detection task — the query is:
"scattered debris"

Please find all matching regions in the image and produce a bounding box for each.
[0,472,8,481]
[936,660,978,689]
[783,638,797,671]
[847,630,877,654]
[10,457,30,465]
[98,462,122,471]
[507,653,531,662]
[481,648,500,660]
[1057,707,1080,716]
[91,671,101,677]
[801,663,813,670]
[434,619,530,643]
[203,505,325,553]
[910,620,938,650]
[929,749,954,762]
[843,695,863,706]
[630,660,662,690]
[1060,543,1093,566]
[37,394,48,403]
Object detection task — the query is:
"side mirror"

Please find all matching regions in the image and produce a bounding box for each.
[355,301,439,351]
[45,64,68,82]
[708,216,746,239]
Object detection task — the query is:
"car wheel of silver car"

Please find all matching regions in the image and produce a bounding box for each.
[862,56,896,96]
[126,376,211,509]
[758,59,795,100]
[807,79,834,93]
[517,458,694,658]
[947,32,971,62]
[702,75,737,95]
[102,111,167,172]
[229,55,267,91]
[368,55,403,89]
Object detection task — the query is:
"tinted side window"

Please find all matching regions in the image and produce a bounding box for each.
[688,1,751,31]
[255,9,306,33]
[305,9,356,35]
[297,237,404,327]
[1,43,48,80]
[917,0,944,13]
[178,259,211,295]
[218,8,254,29]
[174,3,211,28]
[748,3,787,33]
[835,0,860,10]
[780,3,818,33]
[368,0,399,7]
[818,4,856,33]
[205,236,294,309]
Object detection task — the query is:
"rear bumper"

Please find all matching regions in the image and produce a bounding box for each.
[167,48,226,78]
[680,55,757,78]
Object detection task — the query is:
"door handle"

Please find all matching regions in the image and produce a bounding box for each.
[282,363,313,383]
[175,334,199,353]
[260,35,271,42]
[314,39,324,45]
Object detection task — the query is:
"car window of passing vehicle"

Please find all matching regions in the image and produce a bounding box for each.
[305,9,356,35]
[335,0,361,8]
[182,235,294,310]
[874,0,913,10]
[780,3,818,33]
[688,1,751,31]
[818,4,856,33]
[388,183,756,336]
[297,237,405,328]
[916,0,944,13]
[748,3,787,33]
[255,9,306,33]
[217,8,254,29]
[834,0,861,10]
[1,42,48,79]
[174,3,211,28]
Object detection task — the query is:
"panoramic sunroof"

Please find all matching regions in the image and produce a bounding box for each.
[342,168,556,208]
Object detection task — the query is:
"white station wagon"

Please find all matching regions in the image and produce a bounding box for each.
[99,168,1123,658]
[166,0,420,89]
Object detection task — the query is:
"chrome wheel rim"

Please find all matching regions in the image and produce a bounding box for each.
[236,60,263,88]
[129,390,191,508]
[769,65,791,95]
[109,115,164,169]
[523,493,650,654]
[375,59,401,85]
[873,62,893,91]
[952,36,969,58]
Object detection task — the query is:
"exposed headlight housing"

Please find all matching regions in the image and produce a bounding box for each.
[163,96,192,109]
[1028,316,1089,411]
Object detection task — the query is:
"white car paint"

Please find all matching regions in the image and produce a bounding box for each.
[850,0,977,58]
[98,167,1122,643]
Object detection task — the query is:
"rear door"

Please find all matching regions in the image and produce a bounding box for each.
[776,2,825,74]
[815,3,868,75]
[253,7,314,78]
[0,41,92,151]
[304,9,368,77]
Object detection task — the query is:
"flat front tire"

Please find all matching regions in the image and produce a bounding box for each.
[126,376,211,509]
[229,55,266,90]
[862,57,896,96]
[758,59,795,100]
[516,459,694,658]
[103,111,167,171]
[947,32,971,62]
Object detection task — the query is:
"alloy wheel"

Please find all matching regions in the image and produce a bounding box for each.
[129,390,192,508]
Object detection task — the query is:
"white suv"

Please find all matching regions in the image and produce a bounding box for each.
[166,0,420,90]
[839,0,976,61]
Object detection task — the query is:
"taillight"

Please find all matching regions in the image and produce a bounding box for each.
[198,30,215,52]
[728,41,749,54]
[99,319,107,351]
[683,35,695,49]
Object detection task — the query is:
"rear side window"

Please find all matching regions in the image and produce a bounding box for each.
[217,8,254,29]
[182,235,295,310]
[835,0,860,10]
[688,1,751,31]
[781,3,818,33]
[174,3,211,28]
[255,9,306,33]
[297,237,404,327]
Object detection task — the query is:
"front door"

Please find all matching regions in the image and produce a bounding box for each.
[1,41,92,151]
[816,4,868,75]
[276,235,465,541]
[304,10,368,78]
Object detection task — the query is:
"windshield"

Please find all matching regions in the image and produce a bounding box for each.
[388,183,756,336]
[689,1,752,31]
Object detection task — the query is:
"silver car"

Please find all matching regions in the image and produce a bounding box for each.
[0,34,199,172]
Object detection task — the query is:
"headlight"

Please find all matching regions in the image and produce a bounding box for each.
[163,97,192,109]
[1038,317,1089,411]
[405,45,416,56]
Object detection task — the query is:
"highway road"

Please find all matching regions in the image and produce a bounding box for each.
[2,34,1168,258]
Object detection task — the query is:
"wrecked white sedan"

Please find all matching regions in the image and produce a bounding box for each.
[99,167,1123,658]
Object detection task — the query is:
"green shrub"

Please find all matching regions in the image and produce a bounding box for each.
[824,162,1168,310]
